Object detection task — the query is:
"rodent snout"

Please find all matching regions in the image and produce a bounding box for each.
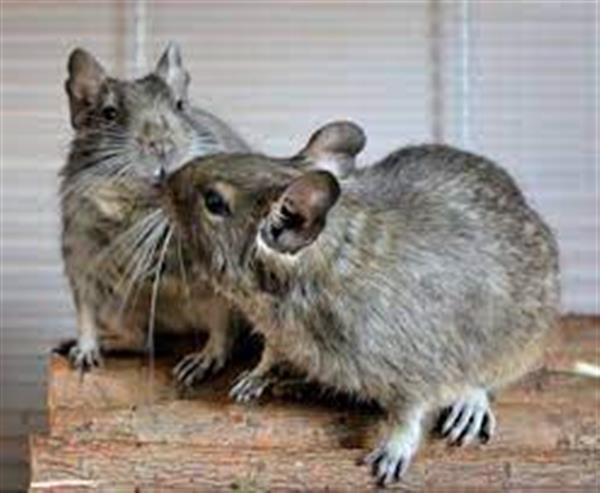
[153,165,167,184]
[136,135,176,160]
[136,117,177,160]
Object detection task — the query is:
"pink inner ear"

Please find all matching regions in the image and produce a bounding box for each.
[67,50,106,102]
[279,171,340,226]
[284,183,318,223]
[70,78,101,103]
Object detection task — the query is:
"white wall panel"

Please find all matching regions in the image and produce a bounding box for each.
[148,1,433,161]
[440,0,597,313]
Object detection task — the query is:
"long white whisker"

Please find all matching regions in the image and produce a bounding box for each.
[114,217,168,324]
[176,233,191,302]
[146,226,173,395]
[148,226,173,350]
[87,210,164,277]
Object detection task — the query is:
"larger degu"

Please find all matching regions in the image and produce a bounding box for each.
[158,143,559,486]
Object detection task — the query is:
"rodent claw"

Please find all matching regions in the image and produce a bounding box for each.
[68,341,103,373]
[448,404,474,444]
[370,453,383,477]
[460,408,485,446]
[440,401,464,436]
[362,435,415,487]
[439,389,495,446]
[480,409,496,442]
[229,370,270,403]
[172,349,224,387]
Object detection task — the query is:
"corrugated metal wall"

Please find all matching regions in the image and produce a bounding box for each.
[0,1,597,490]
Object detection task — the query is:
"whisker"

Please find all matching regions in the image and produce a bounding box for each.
[60,158,139,202]
[111,216,168,334]
[176,233,192,302]
[113,216,167,290]
[148,226,173,348]
[87,210,164,276]
[146,225,173,396]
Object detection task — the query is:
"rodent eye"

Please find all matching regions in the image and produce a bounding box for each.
[204,189,231,217]
[102,106,118,121]
[176,99,184,111]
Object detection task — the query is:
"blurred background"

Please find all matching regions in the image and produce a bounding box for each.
[0,1,597,490]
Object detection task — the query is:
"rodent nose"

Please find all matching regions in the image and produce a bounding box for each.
[138,137,175,159]
[153,165,167,184]
[152,165,167,187]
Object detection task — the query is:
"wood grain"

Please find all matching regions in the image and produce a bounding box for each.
[46,372,599,452]
[29,437,599,492]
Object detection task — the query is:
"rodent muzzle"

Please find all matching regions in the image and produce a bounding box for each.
[135,133,177,183]
[152,165,167,185]
[136,135,176,161]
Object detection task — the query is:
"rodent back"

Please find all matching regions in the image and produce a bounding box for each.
[317,146,558,386]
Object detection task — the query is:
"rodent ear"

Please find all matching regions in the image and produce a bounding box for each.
[296,121,366,178]
[261,171,340,255]
[155,42,190,102]
[65,48,107,129]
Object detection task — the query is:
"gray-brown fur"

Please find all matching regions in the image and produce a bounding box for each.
[60,43,249,381]
[161,143,559,485]
[59,42,366,386]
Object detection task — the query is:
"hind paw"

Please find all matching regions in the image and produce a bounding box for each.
[439,388,496,446]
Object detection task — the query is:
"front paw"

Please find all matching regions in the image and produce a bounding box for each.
[172,348,226,387]
[229,370,272,403]
[67,337,103,371]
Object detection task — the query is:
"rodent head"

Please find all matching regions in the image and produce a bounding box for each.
[163,153,340,288]
[65,43,213,183]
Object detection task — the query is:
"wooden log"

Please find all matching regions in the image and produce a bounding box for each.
[31,316,599,491]
[543,315,599,373]
[46,370,599,452]
[45,317,600,451]
[29,436,599,492]
[47,356,178,413]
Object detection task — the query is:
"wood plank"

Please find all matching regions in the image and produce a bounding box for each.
[47,355,178,413]
[29,436,599,492]
[44,317,600,453]
[32,316,599,491]
[47,371,599,452]
[543,315,599,372]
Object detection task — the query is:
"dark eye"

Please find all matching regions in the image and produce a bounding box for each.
[176,99,184,111]
[204,189,230,216]
[102,106,118,121]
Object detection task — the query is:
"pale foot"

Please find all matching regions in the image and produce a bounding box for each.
[67,335,103,371]
[361,406,423,487]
